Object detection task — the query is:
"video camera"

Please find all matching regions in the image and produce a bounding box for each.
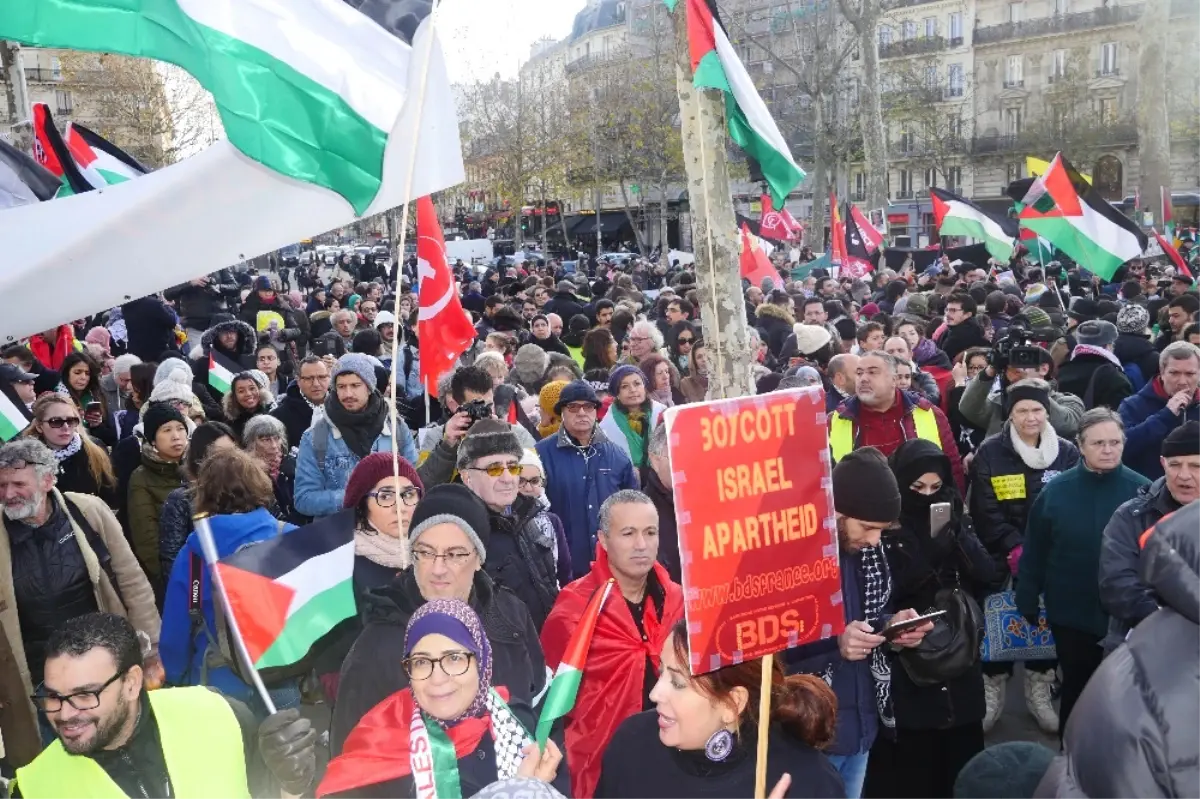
[988,322,1045,371]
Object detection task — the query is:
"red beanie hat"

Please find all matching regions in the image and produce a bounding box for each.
[342,452,424,510]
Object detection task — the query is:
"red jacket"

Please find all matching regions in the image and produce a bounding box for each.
[833,389,966,494]
[27,325,76,372]
[540,548,684,798]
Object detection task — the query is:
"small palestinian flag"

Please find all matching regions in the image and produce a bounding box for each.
[208,351,240,395]
[1162,186,1175,241]
[0,390,32,441]
[1154,228,1193,281]
[536,578,615,747]
[931,187,1018,263]
[214,509,356,670]
[65,123,151,189]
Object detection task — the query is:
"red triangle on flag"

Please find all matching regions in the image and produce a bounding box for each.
[215,563,296,665]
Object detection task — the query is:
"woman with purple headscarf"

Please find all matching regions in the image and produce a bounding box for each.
[319,599,567,798]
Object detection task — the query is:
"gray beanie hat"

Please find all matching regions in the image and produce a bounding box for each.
[332,353,378,393]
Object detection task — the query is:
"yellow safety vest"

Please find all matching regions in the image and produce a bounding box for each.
[15,687,250,799]
[829,405,942,463]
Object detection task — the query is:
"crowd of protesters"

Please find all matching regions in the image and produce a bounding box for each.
[0,241,1195,799]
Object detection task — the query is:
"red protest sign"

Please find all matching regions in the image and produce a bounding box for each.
[665,387,843,675]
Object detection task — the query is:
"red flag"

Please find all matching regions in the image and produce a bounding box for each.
[849,204,883,254]
[417,197,476,396]
[739,223,779,290]
[829,192,847,270]
[759,194,790,241]
[780,207,803,239]
[1154,228,1192,280]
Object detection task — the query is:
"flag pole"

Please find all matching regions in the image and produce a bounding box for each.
[753,653,773,799]
[192,513,277,715]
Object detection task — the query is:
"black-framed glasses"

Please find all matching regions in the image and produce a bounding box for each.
[465,462,521,478]
[366,487,420,507]
[44,417,82,429]
[0,457,53,470]
[519,476,543,488]
[402,652,474,680]
[411,547,475,566]
[32,669,128,712]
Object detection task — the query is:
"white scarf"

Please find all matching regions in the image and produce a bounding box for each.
[1009,421,1059,470]
[353,523,409,570]
[54,434,83,463]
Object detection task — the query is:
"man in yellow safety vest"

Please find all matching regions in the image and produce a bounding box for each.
[13,612,316,798]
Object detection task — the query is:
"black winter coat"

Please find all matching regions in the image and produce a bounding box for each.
[53,440,118,508]
[969,423,1080,559]
[330,569,547,757]
[157,486,192,579]
[190,320,258,402]
[271,383,316,450]
[1035,502,1199,799]
[483,495,559,629]
[541,291,586,322]
[1113,332,1159,386]
[162,275,237,330]
[1057,352,1134,410]
[121,296,180,362]
[936,320,989,362]
[754,303,796,358]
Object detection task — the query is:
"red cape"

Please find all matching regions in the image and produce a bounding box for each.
[540,548,684,798]
[316,686,511,797]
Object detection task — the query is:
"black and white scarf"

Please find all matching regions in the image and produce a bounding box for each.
[54,434,83,464]
[860,545,894,730]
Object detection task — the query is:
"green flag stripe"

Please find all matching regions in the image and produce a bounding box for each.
[1,0,389,214]
[693,50,730,93]
[535,667,582,746]
[725,96,804,209]
[254,580,356,670]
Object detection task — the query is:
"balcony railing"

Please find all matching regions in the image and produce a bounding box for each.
[564,50,629,75]
[879,35,946,59]
[944,86,964,99]
[1095,67,1121,77]
[23,68,60,83]
[895,190,915,200]
[974,5,1142,45]
[882,85,944,107]
[1002,78,1025,89]
[882,0,942,9]
[948,35,964,47]
[972,122,1137,154]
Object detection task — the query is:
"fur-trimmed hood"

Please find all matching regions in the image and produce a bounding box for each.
[200,319,257,357]
[754,301,795,326]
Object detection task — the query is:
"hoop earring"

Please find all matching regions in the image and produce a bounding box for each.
[704,728,734,762]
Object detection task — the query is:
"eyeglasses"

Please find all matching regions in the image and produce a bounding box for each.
[366,487,421,507]
[298,375,330,383]
[411,547,475,566]
[562,402,597,414]
[629,335,650,343]
[43,417,82,429]
[32,669,127,713]
[519,476,543,488]
[0,457,53,470]
[466,462,522,478]
[677,337,694,345]
[402,652,474,680]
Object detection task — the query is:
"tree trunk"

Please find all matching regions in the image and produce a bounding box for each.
[671,3,752,400]
[1136,0,1171,225]
[858,13,888,210]
[659,178,670,251]
[808,93,828,248]
[0,42,32,153]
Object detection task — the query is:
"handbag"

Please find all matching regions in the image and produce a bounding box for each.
[898,584,985,687]
[980,589,1057,662]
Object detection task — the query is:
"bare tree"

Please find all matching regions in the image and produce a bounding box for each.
[837,0,887,210]
[1136,0,1170,223]
[883,56,971,194]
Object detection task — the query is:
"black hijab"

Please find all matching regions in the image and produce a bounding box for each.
[889,439,960,534]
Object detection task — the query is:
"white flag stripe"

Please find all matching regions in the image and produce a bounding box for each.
[276,539,356,616]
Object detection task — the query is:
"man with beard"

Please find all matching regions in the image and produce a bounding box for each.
[13,613,316,797]
[0,439,161,769]
[785,448,932,799]
[294,354,417,518]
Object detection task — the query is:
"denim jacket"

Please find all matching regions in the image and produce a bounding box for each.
[293,414,417,518]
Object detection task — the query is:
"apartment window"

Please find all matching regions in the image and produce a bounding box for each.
[925,168,938,189]
[54,90,73,115]
[1100,42,1118,75]
[50,56,62,80]
[899,169,913,198]
[948,115,962,139]
[946,167,961,192]
[1008,2,1023,22]
[949,12,963,40]
[1004,107,1023,136]
[1053,0,1069,14]
[1051,103,1069,134]
[902,21,917,40]
[1052,49,1068,79]
[855,172,866,202]
[925,65,938,89]
[924,17,937,37]
[948,63,963,96]
[899,128,915,153]
[1005,55,1023,86]
[1098,97,1117,124]
[879,25,893,46]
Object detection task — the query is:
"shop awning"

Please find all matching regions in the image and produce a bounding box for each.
[571,211,632,235]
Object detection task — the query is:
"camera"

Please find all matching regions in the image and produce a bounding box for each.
[460,399,492,423]
[988,324,1044,371]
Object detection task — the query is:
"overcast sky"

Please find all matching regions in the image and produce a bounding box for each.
[439,0,586,83]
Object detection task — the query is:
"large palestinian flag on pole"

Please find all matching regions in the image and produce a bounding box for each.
[536,579,615,747]
[1018,154,1147,280]
[665,0,804,206]
[214,509,356,670]
[930,187,1018,263]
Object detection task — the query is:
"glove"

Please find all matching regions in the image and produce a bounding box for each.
[1007,545,1023,575]
[258,708,317,795]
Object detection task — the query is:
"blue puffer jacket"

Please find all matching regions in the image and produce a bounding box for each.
[784,548,888,757]
[535,425,637,578]
[1118,378,1200,479]
[159,508,296,701]
[293,414,418,518]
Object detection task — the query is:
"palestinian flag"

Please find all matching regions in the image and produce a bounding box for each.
[214,509,356,670]
[536,578,615,747]
[1154,228,1192,280]
[0,137,60,209]
[1162,186,1175,240]
[0,391,32,441]
[0,0,459,215]
[1018,154,1147,280]
[208,351,240,395]
[930,187,1017,263]
[666,0,804,206]
[31,103,92,196]
[65,123,151,188]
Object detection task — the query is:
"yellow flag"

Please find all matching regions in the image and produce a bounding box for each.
[1026,156,1091,184]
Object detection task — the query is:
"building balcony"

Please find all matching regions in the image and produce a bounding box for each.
[564,49,629,75]
[974,5,1141,46]
[882,85,945,107]
[1095,67,1121,78]
[894,190,915,200]
[1002,78,1025,89]
[972,122,1137,154]
[882,0,942,9]
[944,86,965,99]
[23,68,60,83]
[879,35,946,59]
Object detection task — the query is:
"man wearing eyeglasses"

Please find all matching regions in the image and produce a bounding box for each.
[458,420,561,628]
[0,439,162,769]
[271,355,332,451]
[13,612,316,798]
[535,381,638,580]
